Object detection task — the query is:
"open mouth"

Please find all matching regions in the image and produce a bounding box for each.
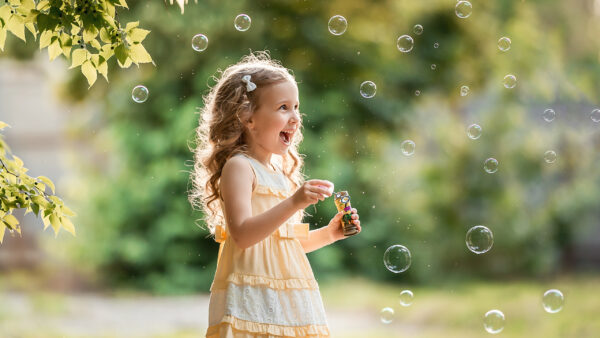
[279,131,292,145]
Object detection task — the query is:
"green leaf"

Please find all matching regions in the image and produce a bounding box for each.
[47,39,62,61]
[125,21,139,32]
[129,43,153,64]
[99,27,111,43]
[0,223,5,244]
[7,16,25,42]
[36,176,55,194]
[127,28,150,43]
[97,59,108,81]
[31,202,39,216]
[118,0,129,9]
[38,29,52,49]
[83,26,98,42]
[0,121,10,129]
[81,60,97,87]
[49,213,60,236]
[114,43,128,65]
[31,195,49,208]
[0,28,5,51]
[60,216,76,236]
[2,214,18,229]
[70,48,88,68]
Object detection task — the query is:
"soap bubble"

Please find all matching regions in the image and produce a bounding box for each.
[455,1,473,19]
[191,34,208,52]
[503,74,517,89]
[360,81,377,98]
[396,35,414,53]
[542,109,556,122]
[413,24,423,35]
[460,85,470,96]
[328,15,347,35]
[401,140,415,156]
[544,150,557,164]
[415,90,421,96]
[484,310,505,334]
[383,244,411,273]
[591,109,600,122]
[431,64,437,70]
[433,42,439,48]
[132,85,149,103]
[466,225,494,254]
[234,14,251,31]
[380,307,394,324]
[467,124,482,140]
[543,289,564,313]
[484,158,498,173]
[399,290,414,307]
[498,37,511,51]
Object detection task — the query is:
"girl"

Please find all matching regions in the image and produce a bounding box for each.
[190,51,361,337]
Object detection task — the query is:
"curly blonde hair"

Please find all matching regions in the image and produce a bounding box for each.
[189,51,307,235]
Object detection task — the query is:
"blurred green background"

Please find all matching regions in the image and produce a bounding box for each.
[1,0,599,336]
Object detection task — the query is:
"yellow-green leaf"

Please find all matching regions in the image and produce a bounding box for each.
[49,213,60,236]
[48,39,62,61]
[127,28,150,43]
[118,0,129,9]
[81,60,97,87]
[31,195,49,208]
[0,6,11,22]
[36,0,49,10]
[42,215,50,230]
[129,44,153,64]
[37,176,55,194]
[7,16,25,42]
[0,223,5,244]
[60,216,76,236]
[97,60,108,82]
[2,214,19,229]
[70,48,88,68]
[0,121,10,129]
[62,205,76,217]
[125,21,139,32]
[71,24,81,36]
[89,38,101,51]
[117,57,132,68]
[25,22,35,37]
[0,28,6,51]
[12,155,24,168]
[99,27,111,43]
[39,29,52,49]
[83,27,98,42]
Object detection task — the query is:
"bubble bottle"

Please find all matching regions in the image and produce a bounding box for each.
[333,191,359,236]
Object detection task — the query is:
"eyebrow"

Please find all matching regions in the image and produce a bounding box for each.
[275,99,299,106]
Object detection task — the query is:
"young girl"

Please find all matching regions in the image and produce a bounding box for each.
[190,51,362,337]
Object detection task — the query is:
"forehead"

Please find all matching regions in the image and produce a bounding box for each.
[257,80,298,105]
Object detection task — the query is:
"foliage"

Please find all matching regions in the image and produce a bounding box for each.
[28,0,600,293]
[0,121,76,244]
[0,0,153,87]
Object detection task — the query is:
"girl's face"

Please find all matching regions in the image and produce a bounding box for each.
[246,80,301,156]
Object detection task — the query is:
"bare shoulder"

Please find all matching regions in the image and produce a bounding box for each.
[221,155,256,199]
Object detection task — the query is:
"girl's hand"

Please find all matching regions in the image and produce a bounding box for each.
[327,208,361,242]
[291,179,334,210]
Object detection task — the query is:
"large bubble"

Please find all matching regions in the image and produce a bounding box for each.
[484,158,498,174]
[401,140,415,156]
[234,14,251,31]
[132,85,149,103]
[360,81,377,98]
[467,124,482,140]
[383,244,411,273]
[397,35,414,53]
[466,225,494,254]
[455,1,473,19]
[484,309,505,334]
[191,34,208,52]
[543,289,564,313]
[328,15,347,35]
[380,307,394,324]
[399,290,414,307]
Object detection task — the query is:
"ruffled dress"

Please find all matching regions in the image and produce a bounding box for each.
[206,153,330,337]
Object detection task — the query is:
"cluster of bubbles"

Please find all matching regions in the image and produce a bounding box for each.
[132,85,149,103]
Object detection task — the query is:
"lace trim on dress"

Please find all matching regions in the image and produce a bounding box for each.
[206,315,331,337]
[213,272,319,290]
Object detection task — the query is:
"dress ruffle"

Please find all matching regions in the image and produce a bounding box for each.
[254,185,291,199]
[217,272,319,290]
[206,314,331,338]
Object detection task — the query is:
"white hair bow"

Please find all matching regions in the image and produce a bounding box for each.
[241,74,257,92]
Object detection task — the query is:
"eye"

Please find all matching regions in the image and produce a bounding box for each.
[279,104,287,111]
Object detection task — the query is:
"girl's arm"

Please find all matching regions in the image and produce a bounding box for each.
[297,210,361,254]
[221,156,301,250]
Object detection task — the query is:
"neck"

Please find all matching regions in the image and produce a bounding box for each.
[246,144,274,170]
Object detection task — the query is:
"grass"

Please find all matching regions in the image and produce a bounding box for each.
[320,274,600,337]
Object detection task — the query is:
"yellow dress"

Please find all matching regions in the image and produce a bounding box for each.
[206,153,331,338]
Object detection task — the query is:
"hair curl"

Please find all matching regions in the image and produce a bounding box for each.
[189,51,307,235]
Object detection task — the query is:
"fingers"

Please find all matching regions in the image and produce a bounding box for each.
[307,179,334,190]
